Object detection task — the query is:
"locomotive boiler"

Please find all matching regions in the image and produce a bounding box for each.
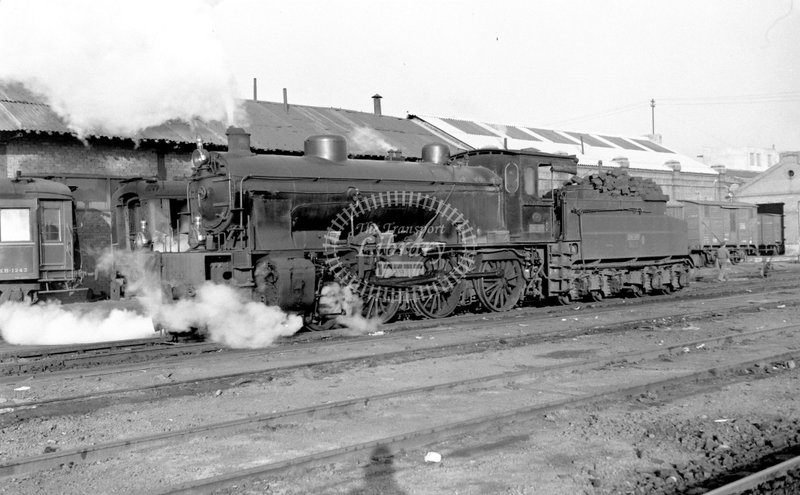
[141,126,692,327]
[0,175,88,303]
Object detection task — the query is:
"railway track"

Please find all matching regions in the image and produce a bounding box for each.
[704,453,800,494]
[2,323,798,492]
[1,269,796,377]
[2,288,798,425]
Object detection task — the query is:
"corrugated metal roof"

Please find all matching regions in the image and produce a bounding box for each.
[0,82,72,133]
[416,115,719,175]
[0,82,466,159]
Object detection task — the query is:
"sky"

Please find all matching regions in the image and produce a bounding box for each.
[0,0,798,158]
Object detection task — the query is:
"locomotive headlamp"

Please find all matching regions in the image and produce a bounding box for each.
[192,215,205,243]
[135,220,151,249]
[191,138,209,169]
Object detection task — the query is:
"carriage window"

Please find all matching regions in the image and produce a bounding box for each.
[42,208,62,242]
[524,167,536,196]
[0,208,32,242]
[504,163,519,193]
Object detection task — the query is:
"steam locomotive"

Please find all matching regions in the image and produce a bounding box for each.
[115,126,693,327]
[0,175,88,303]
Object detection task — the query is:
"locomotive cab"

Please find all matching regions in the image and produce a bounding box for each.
[452,148,578,243]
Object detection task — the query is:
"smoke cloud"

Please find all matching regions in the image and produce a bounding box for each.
[154,283,303,348]
[102,249,304,348]
[0,249,303,348]
[319,282,381,335]
[348,126,395,156]
[0,300,155,345]
[0,0,241,137]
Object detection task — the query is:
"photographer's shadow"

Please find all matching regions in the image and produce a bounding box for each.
[347,445,407,495]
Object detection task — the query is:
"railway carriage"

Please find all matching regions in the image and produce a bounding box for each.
[0,176,87,303]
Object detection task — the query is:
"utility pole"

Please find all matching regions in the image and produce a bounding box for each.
[650,98,655,134]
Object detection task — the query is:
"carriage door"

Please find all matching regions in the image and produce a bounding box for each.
[0,199,38,279]
[39,200,71,273]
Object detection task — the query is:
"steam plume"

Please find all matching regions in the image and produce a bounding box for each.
[0,0,241,137]
[319,282,382,335]
[154,283,303,348]
[102,249,304,348]
[0,300,155,345]
[348,127,395,156]
[0,249,304,348]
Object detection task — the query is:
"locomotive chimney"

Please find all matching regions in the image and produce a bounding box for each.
[283,88,289,113]
[253,78,257,101]
[226,126,252,154]
[372,94,382,116]
[421,143,451,165]
[305,135,348,162]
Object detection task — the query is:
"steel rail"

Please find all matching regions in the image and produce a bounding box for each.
[703,454,800,495]
[1,324,797,481]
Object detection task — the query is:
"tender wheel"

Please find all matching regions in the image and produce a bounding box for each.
[557,293,572,305]
[474,259,524,312]
[628,285,643,298]
[412,282,463,319]
[588,290,604,302]
[362,296,400,324]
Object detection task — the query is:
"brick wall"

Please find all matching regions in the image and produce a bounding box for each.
[2,135,193,179]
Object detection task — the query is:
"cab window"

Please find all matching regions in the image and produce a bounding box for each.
[0,208,32,242]
[524,167,536,196]
[504,163,519,193]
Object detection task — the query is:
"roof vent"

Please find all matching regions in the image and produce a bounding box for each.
[421,143,450,165]
[226,126,252,154]
[304,135,347,162]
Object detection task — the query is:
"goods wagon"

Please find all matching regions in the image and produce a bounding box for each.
[667,200,757,265]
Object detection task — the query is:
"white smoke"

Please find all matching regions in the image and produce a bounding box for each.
[0,249,304,348]
[319,282,381,335]
[348,126,395,156]
[0,0,242,137]
[154,283,303,348]
[101,249,304,348]
[0,300,155,345]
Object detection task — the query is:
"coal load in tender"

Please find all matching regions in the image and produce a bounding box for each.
[561,169,668,201]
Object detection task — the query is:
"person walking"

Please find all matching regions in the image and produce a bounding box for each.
[716,245,731,282]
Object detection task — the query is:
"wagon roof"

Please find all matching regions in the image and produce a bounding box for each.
[679,199,757,208]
